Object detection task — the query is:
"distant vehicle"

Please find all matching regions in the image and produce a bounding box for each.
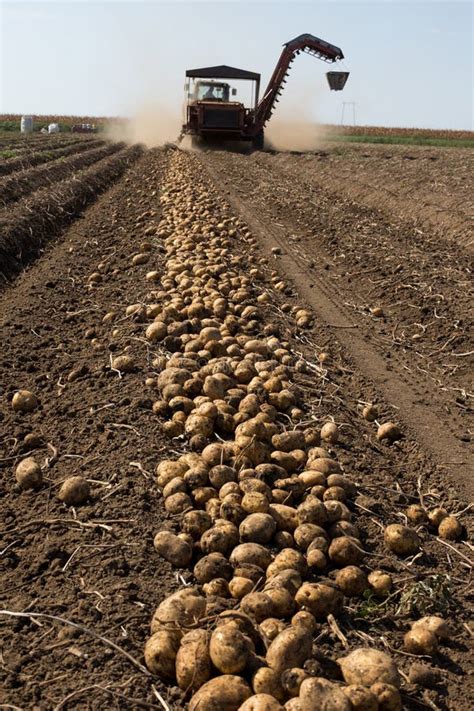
[72,123,97,133]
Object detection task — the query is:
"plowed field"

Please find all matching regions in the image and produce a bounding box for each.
[0,141,472,711]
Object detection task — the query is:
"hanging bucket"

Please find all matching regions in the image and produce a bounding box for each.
[326,71,349,91]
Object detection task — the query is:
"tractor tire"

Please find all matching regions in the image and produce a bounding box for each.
[252,130,265,151]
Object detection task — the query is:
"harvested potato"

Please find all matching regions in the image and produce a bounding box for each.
[238,694,284,711]
[240,513,277,544]
[370,682,402,710]
[269,504,299,532]
[58,476,90,505]
[241,592,275,622]
[281,668,310,697]
[230,543,273,570]
[328,537,363,566]
[15,457,42,490]
[412,616,449,641]
[111,354,136,373]
[299,677,351,711]
[428,507,448,527]
[320,422,339,444]
[335,566,368,597]
[230,576,255,600]
[384,524,420,556]
[194,552,233,583]
[175,628,211,691]
[201,523,239,556]
[189,675,252,711]
[404,628,438,655]
[343,685,378,711]
[406,504,428,525]
[144,628,181,679]
[12,389,38,413]
[295,582,342,619]
[203,578,230,598]
[368,570,392,597]
[376,422,401,443]
[297,497,328,526]
[151,587,206,631]
[362,404,378,422]
[210,624,250,673]
[259,618,287,641]
[153,530,192,567]
[266,624,312,675]
[438,515,462,540]
[252,667,286,702]
[265,588,295,618]
[338,648,400,688]
[181,509,213,539]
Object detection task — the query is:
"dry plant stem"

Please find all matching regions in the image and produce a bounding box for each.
[0,610,151,677]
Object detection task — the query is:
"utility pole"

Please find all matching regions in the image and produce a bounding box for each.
[341,101,356,126]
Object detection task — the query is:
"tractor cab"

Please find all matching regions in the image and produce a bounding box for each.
[184,64,261,144]
[192,81,234,102]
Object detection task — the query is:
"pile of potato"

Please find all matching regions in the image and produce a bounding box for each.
[104,152,454,709]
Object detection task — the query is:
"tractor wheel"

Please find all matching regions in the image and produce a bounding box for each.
[252,130,265,151]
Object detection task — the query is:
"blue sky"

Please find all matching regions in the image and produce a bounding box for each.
[0,0,472,129]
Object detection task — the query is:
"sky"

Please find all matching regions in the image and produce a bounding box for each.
[0,0,472,129]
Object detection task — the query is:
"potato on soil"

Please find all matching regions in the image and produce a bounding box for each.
[238,694,284,710]
[384,524,420,556]
[265,623,312,675]
[404,628,438,655]
[15,457,42,490]
[335,566,368,597]
[338,647,400,688]
[111,354,136,373]
[260,618,287,641]
[241,592,275,622]
[194,552,233,583]
[370,682,402,710]
[240,513,277,544]
[320,422,339,444]
[230,543,273,570]
[368,570,392,597]
[144,628,181,679]
[58,476,90,505]
[412,615,449,640]
[299,677,351,711]
[252,667,286,702]
[12,389,38,413]
[343,685,378,711]
[376,422,401,443]
[151,587,206,631]
[203,577,229,598]
[230,576,255,599]
[175,628,211,691]
[189,674,252,711]
[153,530,192,567]
[281,668,310,697]
[295,582,343,619]
[210,624,250,674]
[438,515,462,540]
[328,537,363,566]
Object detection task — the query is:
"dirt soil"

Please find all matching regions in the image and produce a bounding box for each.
[0,143,472,710]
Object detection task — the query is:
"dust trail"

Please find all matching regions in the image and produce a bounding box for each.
[107,103,180,147]
[265,85,329,151]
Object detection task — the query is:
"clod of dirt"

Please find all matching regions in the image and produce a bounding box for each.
[408,663,441,688]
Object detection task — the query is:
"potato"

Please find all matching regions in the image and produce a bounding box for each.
[306,457,340,474]
[412,615,449,641]
[12,389,38,413]
[267,548,306,578]
[209,464,237,488]
[265,624,312,675]
[265,569,302,596]
[151,587,206,631]
[153,530,192,567]
[259,618,287,641]
[284,700,302,711]
[240,513,277,544]
[146,321,167,342]
[342,685,378,711]
[438,515,462,540]
[335,566,368,597]
[384,524,420,556]
[328,537,363,567]
[272,431,305,452]
[281,668,310,697]
[203,578,230,598]
[293,524,326,551]
[252,667,285,702]
[201,523,239,556]
[376,422,401,443]
[306,548,327,571]
[295,582,343,619]
[297,497,328,526]
[111,354,136,373]
[241,592,275,622]
[144,628,181,679]
[428,507,448,527]
[231,543,273,570]
[320,422,339,444]
[194,552,233,583]
[238,694,284,711]
[165,491,193,514]
[15,457,42,490]
[368,570,392,597]
[269,504,299,532]
[370,682,402,710]
[242,492,270,514]
[265,588,295,618]
[291,610,317,633]
[181,509,213,539]
[210,624,250,673]
[338,648,400,688]
[299,677,351,711]
[189,675,252,711]
[156,459,187,487]
[230,576,255,599]
[404,628,438,655]
[58,476,90,505]
[406,504,428,525]
[175,628,211,691]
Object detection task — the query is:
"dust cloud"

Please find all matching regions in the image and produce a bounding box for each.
[265,85,329,152]
[107,103,181,147]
